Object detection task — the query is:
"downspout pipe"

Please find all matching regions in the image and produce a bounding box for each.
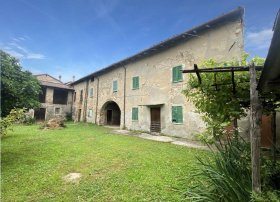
[95,77,99,124]
[123,65,126,129]
[83,79,89,122]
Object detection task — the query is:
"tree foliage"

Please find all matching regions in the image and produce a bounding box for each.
[183,54,265,142]
[0,50,41,117]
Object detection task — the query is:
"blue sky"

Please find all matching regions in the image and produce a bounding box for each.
[0,0,278,82]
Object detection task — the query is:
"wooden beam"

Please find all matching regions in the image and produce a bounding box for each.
[183,65,263,73]
[249,63,262,193]
[194,64,202,84]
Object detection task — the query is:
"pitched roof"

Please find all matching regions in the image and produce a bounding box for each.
[35,74,73,90]
[258,9,280,93]
[71,7,244,85]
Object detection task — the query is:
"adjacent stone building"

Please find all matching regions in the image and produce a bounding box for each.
[34,74,74,121]
[71,8,244,139]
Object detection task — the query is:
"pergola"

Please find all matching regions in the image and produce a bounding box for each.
[182,9,280,192]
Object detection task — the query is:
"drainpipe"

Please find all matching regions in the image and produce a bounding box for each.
[83,79,89,122]
[95,77,99,124]
[123,65,126,129]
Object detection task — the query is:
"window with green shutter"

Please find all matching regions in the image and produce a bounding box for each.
[113,80,118,92]
[132,107,138,121]
[89,88,93,98]
[172,106,183,123]
[132,76,139,89]
[172,65,183,83]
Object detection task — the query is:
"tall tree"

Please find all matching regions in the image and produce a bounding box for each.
[0,50,41,117]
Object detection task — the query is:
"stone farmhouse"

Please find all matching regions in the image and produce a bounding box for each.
[34,74,73,121]
[69,7,245,139]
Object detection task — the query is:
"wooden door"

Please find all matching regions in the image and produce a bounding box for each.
[150,108,161,132]
[261,114,273,148]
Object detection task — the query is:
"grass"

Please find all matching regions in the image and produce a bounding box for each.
[1,123,208,201]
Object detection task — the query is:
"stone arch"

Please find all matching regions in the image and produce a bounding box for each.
[100,100,121,126]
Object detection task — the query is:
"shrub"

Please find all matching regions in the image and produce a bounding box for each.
[184,138,252,202]
[0,108,26,136]
[21,115,36,125]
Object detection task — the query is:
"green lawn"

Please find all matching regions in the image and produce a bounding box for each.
[1,123,208,201]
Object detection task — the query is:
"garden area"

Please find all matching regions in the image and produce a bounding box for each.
[1,123,208,201]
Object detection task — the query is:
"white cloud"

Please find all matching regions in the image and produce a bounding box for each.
[26,53,45,59]
[246,28,273,50]
[1,38,46,60]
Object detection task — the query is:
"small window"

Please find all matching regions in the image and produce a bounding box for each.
[80,90,83,102]
[113,80,118,92]
[55,107,61,115]
[89,88,93,98]
[172,65,183,83]
[88,109,93,118]
[132,107,138,121]
[132,76,139,89]
[172,106,183,124]
[73,92,76,102]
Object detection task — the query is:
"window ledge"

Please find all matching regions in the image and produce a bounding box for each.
[172,122,183,125]
[172,80,183,84]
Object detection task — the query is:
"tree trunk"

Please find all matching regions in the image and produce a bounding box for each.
[249,63,262,193]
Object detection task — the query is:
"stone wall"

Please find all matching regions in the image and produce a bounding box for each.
[72,19,245,139]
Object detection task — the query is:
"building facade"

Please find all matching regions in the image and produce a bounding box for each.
[34,74,74,121]
[71,8,245,139]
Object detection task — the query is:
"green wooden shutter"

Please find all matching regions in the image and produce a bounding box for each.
[177,66,183,81]
[172,106,177,122]
[172,106,183,123]
[136,77,139,89]
[172,67,177,82]
[132,107,138,120]
[132,76,139,89]
[113,80,118,92]
[177,106,183,123]
[172,66,183,82]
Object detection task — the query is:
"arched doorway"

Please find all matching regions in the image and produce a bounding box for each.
[100,101,121,126]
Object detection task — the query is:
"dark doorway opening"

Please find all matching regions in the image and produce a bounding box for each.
[101,101,121,126]
[107,110,113,124]
[150,107,161,132]
[34,108,46,121]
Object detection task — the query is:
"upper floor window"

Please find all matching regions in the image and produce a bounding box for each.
[89,88,93,98]
[113,80,118,92]
[73,92,76,102]
[172,65,183,83]
[80,90,83,103]
[132,76,139,90]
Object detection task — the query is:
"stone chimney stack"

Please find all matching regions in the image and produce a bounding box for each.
[59,75,61,81]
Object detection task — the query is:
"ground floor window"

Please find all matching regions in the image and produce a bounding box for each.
[132,107,139,121]
[172,106,183,124]
[88,109,93,118]
[55,107,61,115]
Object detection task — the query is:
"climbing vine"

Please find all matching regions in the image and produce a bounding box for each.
[183,54,265,142]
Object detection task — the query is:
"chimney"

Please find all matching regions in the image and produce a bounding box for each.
[59,75,61,81]
[72,76,75,82]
